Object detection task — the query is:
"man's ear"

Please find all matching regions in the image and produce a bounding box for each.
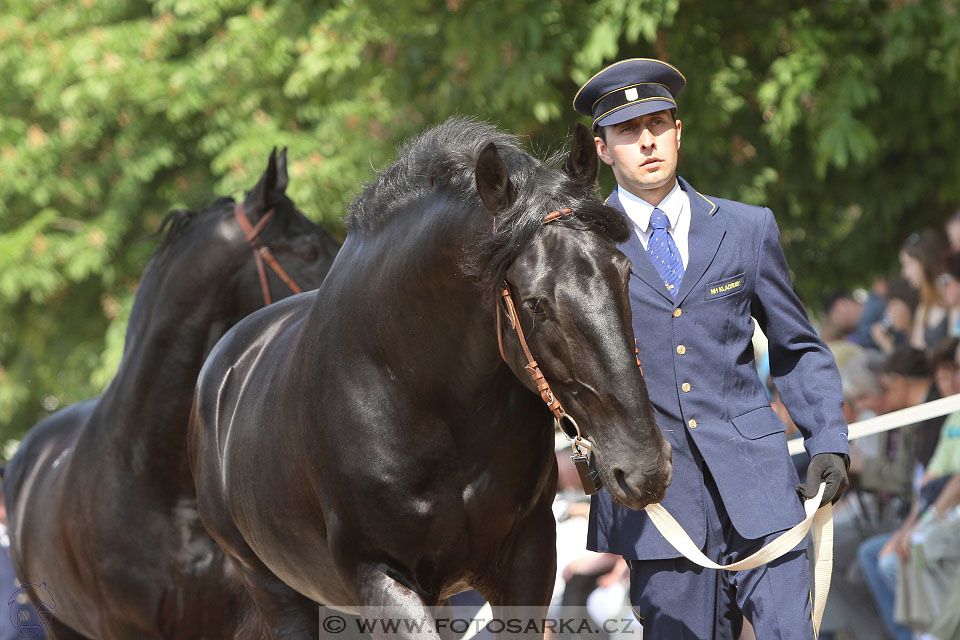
[595,133,614,167]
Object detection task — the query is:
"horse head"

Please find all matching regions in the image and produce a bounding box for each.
[143,148,338,339]
[476,123,673,511]
[226,147,340,314]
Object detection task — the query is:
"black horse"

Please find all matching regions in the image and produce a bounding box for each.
[190,119,673,638]
[4,149,340,640]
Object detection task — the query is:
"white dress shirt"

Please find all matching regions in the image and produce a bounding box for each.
[617,181,691,269]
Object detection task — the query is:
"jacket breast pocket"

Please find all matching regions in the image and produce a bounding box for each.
[731,406,785,439]
[704,272,745,301]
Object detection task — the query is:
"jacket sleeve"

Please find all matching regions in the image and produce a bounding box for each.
[751,207,850,458]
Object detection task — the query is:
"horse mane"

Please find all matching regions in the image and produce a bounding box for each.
[346,117,629,294]
[154,208,199,249]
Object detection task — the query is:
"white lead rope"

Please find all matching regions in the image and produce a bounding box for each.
[644,483,832,636]
[642,392,960,637]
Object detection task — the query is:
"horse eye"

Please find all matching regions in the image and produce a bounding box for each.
[523,298,545,315]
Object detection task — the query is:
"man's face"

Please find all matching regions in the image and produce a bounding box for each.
[880,373,909,412]
[595,110,681,204]
[935,364,957,397]
[829,298,863,334]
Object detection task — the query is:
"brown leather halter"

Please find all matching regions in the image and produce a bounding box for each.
[496,206,645,458]
[233,201,303,305]
[495,207,594,453]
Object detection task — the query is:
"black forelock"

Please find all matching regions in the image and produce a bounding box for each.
[345,117,630,294]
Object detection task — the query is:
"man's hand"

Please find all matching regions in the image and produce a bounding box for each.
[798,453,850,507]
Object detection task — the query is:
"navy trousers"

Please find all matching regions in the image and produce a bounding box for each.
[628,463,814,639]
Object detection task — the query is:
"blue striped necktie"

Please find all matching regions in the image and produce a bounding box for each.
[647,207,684,298]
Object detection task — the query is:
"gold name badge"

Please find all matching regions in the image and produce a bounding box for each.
[705,273,745,300]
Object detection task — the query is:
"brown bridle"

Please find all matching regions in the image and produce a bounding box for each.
[495,207,595,455]
[496,206,646,467]
[233,201,303,305]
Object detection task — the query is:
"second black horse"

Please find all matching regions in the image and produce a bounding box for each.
[5,149,340,640]
[190,119,673,638]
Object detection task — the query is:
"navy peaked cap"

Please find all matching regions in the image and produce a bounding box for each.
[573,58,685,129]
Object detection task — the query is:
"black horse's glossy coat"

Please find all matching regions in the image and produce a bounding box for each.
[190,120,672,638]
[4,150,340,640]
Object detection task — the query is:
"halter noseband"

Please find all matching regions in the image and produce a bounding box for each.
[233,201,303,305]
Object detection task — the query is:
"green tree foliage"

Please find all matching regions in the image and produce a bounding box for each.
[1,0,959,439]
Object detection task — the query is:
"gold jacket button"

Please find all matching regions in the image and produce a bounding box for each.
[676,345,686,355]
[681,382,691,392]
[688,419,698,429]
[673,308,682,318]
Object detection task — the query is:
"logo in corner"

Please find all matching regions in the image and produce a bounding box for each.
[8,582,54,637]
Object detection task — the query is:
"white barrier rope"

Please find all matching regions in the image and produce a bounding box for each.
[788,392,960,456]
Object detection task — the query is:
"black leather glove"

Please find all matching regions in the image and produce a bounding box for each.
[798,453,850,507]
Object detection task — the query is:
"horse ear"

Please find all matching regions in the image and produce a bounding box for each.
[564,122,599,186]
[275,147,289,194]
[475,142,516,213]
[243,147,279,214]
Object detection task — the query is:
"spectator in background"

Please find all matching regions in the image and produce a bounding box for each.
[842,349,889,460]
[851,347,933,507]
[901,229,949,350]
[872,277,921,354]
[946,210,960,254]
[856,347,936,640]
[820,289,865,371]
[852,277,890,350]
[939,252,960,338]
[857,342,957,640]
[818,349,902,640]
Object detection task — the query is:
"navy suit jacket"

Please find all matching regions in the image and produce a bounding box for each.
[587,177,849,560]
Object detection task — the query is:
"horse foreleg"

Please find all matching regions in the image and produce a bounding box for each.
[229,553,321,640]
[481,503,557,640]
[351,563,443,640]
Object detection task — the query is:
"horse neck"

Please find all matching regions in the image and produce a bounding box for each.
[332,213,544,434]
[92,235,241,457]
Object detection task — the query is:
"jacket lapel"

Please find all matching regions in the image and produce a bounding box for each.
[608,189,675,305]
[674,177,725,305]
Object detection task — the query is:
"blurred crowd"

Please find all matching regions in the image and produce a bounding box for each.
[549,211,960,640]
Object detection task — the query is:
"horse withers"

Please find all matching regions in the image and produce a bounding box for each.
[4,149,340,640]
[189,119,672,638]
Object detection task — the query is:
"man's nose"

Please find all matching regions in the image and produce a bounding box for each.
[639,127,655,148]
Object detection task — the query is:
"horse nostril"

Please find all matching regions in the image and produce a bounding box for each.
[614,468,632,498]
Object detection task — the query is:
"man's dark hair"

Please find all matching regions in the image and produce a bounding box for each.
[946,251,960,280]
[929,336,960,372]
[884,276,920,316]
[883,345,932,379]
[595,108,678,142]
[822,289,855,312]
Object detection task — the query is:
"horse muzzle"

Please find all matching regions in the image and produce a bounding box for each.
[603,439,673,510]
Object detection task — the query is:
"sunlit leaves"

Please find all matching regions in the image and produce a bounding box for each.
[2,0,960,439]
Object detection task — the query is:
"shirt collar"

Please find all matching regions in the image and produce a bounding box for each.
[618,181,682,232]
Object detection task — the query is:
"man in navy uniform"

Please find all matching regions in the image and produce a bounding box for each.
[573,58,851,638]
